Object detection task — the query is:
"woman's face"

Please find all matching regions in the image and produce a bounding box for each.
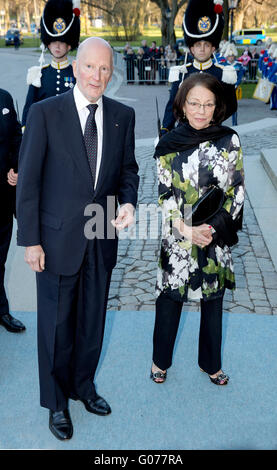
[183,85,216,130]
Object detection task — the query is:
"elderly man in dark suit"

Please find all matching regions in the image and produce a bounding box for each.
[0,88,26,333]
[16,37,139,441]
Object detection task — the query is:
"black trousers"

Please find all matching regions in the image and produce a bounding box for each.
[153,292,224,375]
[0,187,15,316]
[36,240,112,411]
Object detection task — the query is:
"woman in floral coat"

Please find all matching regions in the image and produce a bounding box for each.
[151,73,244,386]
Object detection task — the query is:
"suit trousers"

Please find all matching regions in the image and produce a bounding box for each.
[36,240,112,411]
[152,292,224,375]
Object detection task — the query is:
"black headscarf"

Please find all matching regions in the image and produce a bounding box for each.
[154,122,238,158]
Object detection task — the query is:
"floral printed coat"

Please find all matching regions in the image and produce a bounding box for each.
[156,132,245,302]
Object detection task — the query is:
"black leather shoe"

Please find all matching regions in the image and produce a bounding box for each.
[49,409,73,441]
[0,314,26,333]
[81,395,111,416]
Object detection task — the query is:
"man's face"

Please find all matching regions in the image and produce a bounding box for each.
[73,40,113,103]
[48,41,71,60]
[227,54,235,63]
[190,41,215,63]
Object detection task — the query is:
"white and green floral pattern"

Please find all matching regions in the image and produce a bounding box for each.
[156,133,245,302]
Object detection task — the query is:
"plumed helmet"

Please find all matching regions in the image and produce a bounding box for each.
[40,0,80,50]
[183,0,224,49]
[225,43,238,58]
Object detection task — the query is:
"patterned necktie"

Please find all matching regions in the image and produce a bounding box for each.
[84,103,98,184]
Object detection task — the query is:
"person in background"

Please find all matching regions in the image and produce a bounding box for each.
[267,48,277,110]
[0,88,25,333]
[124,46,136,84]
[250,47,259,80]
[165,44,177,69]
[158,46,168,84]
[224,43,244,126]
[137,47,147,84]
[237,48,252,80]
[151,73,244,386]
[22,0,80,128]
[13,31,20,50]
[149,41,159,84]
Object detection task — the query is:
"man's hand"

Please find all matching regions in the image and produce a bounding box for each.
[7,169,18,186]
[111,203,135,231]
[24,245,45,272]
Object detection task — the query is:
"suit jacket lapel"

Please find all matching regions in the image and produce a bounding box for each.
[59,90,93,190]
[94,95,117,197]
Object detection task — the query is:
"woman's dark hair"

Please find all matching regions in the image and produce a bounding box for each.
[173,72,226,125]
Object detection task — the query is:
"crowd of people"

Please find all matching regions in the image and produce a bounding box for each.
[256,38,277,109]
[123,40,187,84]
[123,37,262,86]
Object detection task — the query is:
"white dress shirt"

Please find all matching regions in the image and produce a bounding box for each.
[73,84,103,188]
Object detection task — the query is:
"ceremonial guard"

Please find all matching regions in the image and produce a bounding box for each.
[268,48,277,110]
[258,38,273,75]
[22,0,80,128]
[160,0,237,135]
[223,43,244,125]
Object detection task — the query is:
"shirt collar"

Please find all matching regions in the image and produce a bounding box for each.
[51,58,70,69]
[73,84,103,113]
[193,58,213,71]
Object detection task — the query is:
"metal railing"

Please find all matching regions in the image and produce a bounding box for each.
[119,56,260,85]
[122,57,185,85]
[239,58,259,83]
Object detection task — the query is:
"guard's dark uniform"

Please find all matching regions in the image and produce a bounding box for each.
[22,59,75,126]
[0,89,22,315]
[162,58,238,132]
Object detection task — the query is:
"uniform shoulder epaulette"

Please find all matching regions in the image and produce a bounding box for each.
[221,64,237,85]
[168,63,189,83]
[26,63,50,87]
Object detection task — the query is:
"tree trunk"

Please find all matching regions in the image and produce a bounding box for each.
[222,0,229,41]
[151,0,187,47]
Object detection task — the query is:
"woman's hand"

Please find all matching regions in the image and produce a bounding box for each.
[173,219,213,248]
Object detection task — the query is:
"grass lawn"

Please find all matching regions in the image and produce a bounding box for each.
[1,25,275,49]
[0,26,183,49]
[241,82,257,99]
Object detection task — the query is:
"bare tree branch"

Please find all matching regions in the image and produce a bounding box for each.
[81,0,114,16]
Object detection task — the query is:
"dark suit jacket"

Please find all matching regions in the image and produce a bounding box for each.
[16,90,139,275]
[0,88,22,216]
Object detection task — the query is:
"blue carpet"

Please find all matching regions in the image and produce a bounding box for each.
[0,309,277,450]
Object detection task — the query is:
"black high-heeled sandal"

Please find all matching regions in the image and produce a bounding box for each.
[200,368,229,386]
[150,369,167,383]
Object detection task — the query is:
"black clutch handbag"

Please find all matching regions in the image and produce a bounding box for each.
[184,185,225,226]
